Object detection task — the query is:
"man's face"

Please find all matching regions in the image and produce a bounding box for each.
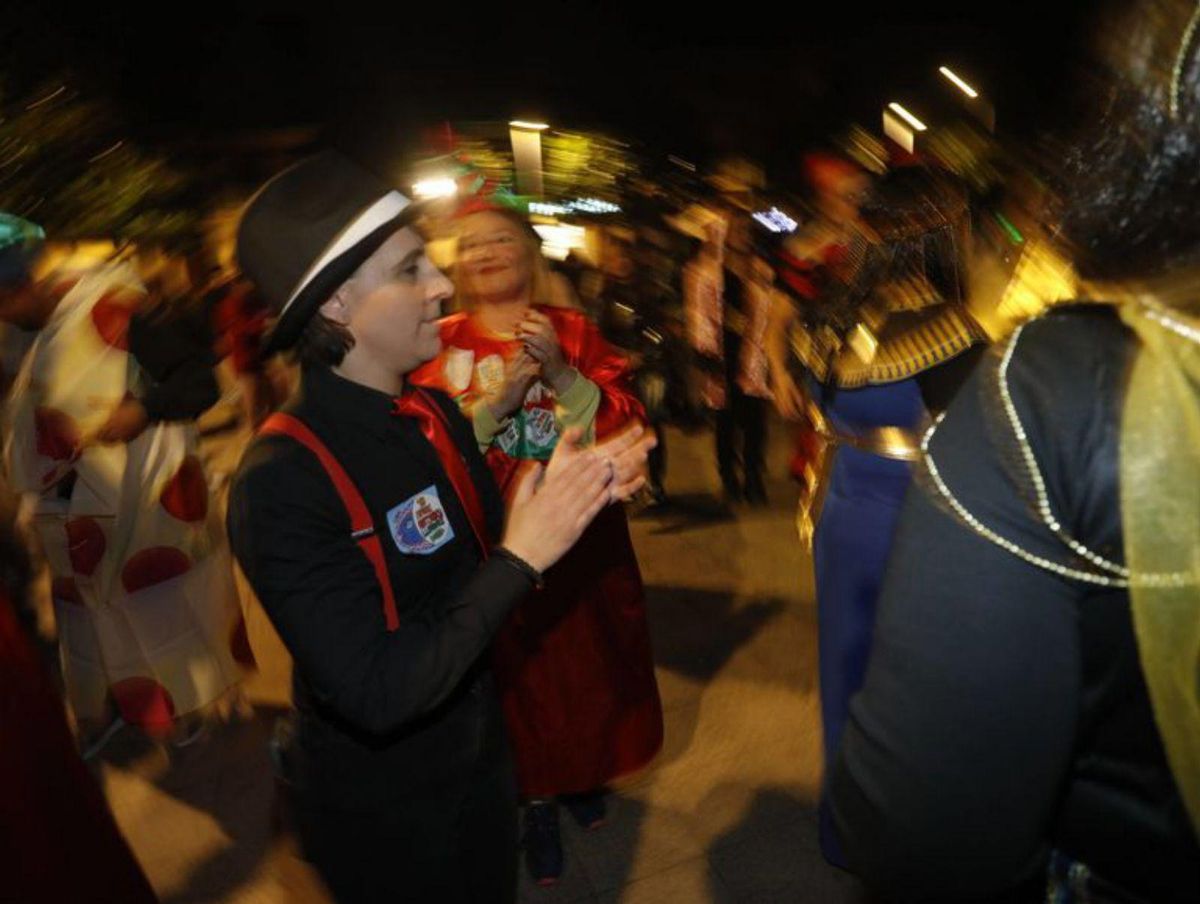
[332,227,453,375]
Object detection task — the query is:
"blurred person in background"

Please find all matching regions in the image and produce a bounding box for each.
[412,201,662,887]
[195,262,278,429]
[586,228,676,504]
[830,1,1200,899]
[683,203,775,507]
[0,213,241,756]
[766,156,985,868]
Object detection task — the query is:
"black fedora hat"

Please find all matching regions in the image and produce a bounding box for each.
[237,151,420,354]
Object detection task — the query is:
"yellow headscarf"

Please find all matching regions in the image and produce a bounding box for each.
[1118,291,1200,838]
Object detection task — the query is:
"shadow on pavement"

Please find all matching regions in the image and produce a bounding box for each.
[644,584,786,684]
[706,786,874,904]
[100,705,307,904]
[632,492,737,536]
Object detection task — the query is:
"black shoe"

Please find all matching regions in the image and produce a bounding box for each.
[522,801,563,886]
[562,790,607,830]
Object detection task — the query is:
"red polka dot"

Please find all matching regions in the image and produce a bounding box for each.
[159,455,208,522]
[89,290,141,351]
[110,677,175,735]
[51,576,84,605]
[121,547,192,593]
[65,517,106,577]
[34,407,80,461]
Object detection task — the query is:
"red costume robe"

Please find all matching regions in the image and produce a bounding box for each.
[411,305,663,796]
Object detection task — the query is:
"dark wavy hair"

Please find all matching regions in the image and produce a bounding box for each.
[1058,0,1200,280]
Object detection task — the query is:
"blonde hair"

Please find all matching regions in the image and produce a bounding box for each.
[451,207,558,312]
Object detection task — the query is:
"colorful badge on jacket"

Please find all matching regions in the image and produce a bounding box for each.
[387,485,455,555]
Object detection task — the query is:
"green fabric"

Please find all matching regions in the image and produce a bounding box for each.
[471,402,510,452]
[554,370,600,445]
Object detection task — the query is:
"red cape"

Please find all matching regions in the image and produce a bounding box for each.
[412,306,663,795]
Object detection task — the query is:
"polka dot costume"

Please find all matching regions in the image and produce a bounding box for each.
[4,262,240,733]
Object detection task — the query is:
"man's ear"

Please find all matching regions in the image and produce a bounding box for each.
[319,284,353,325]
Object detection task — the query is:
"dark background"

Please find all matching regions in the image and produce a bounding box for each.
[3,2,1095,178]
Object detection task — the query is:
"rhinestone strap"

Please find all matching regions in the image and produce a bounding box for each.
[997,326,1130,577]
[1139,296,1200,344]
[922,307,1193,589]
[1170,2,1200,120]
[921,414,1131,588]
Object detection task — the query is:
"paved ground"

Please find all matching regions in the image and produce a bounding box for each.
[98,416,871,903]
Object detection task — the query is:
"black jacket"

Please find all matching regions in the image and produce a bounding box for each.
[128,296,219,421]
[831,306,1200,902]
[227,365,534,810]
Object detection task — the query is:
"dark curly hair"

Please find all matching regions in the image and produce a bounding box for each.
[1058,0,1200,280]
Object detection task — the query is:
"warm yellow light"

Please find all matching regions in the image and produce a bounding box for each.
[412,177,458,200]
[938,66,979,99]
[887,102,928,132]
[509,120,550,131]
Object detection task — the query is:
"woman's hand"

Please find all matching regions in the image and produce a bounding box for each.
[517,309,572,393]
[488,350,541,421]
[501,427,613,573]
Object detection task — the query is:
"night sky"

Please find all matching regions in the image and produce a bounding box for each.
[4,2,1095,179]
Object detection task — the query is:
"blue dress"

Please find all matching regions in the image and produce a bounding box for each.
[811,376,927,864]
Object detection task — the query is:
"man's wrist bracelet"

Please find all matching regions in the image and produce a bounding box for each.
[493,546,545,589]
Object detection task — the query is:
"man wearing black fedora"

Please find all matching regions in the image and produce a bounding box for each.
[227,151,651,903]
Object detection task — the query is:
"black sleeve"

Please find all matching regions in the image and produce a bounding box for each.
[128,299,220,422]
[829,342,1086,900]
[227,441,533,736]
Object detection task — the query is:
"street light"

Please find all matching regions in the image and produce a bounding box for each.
[938,66,979,98]
[883,102,928,154]
[887,102,928,132]
[509,119,548,198]
[937,64,995,131]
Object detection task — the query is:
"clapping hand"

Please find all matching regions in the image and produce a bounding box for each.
[594,422,657,501]
[488,350,541,421]
[516,309,572,393]
[502,427,613,573]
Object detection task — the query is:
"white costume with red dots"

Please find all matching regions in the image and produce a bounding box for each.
[4,261,240,734]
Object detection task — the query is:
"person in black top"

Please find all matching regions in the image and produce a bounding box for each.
[227,151,650,903]
[830,1,1200,899]
[683,208,775,507]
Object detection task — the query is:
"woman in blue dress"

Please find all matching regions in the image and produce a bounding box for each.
[768,156,986,866]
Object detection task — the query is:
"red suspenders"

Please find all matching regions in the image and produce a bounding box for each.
[258,413,400,632]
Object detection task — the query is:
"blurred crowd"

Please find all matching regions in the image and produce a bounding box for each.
[0,0,1198,901]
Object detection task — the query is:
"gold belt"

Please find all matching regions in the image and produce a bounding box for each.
[819,425,923,461]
